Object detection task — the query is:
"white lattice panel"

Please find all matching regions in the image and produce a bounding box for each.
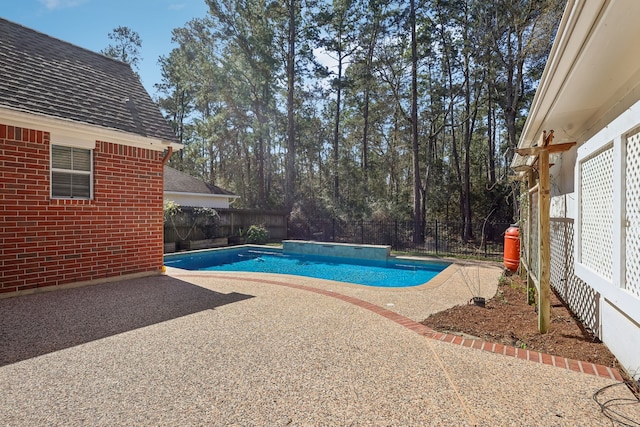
[550,219,599,334]
[550,220,566,291]
[520,219,528,263]
[626,130,640,297]
[580,147,614,280]
[530,190,539,281]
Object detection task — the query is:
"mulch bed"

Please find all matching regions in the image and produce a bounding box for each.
[421,273,618,368]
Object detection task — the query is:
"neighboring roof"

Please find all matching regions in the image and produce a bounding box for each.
[0,18,179,145]
[512,0,640,171]
[164,166,237,197]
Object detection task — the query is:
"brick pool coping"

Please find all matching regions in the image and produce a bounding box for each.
[172,273,624,382]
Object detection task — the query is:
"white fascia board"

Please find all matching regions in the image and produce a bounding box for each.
[164,191,240,200]
[164,192,239,209]
[0,107,183,152]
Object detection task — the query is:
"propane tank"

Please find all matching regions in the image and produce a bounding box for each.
[503,225,520,271]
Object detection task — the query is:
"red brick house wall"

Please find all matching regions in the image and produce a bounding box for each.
[0,123,164,294]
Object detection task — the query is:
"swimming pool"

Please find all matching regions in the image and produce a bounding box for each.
[164,246,450,288]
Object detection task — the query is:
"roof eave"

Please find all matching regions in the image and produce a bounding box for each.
[0,106,183,151]
[164,191,240,199]
[510,0,640,172]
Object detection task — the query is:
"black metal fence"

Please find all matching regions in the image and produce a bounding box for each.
[287,219,510,259]
[164,207,509,260]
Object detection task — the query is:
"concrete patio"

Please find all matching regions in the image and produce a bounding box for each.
[1,262,638,425]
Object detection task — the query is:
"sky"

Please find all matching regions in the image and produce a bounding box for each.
[2,0,210,97]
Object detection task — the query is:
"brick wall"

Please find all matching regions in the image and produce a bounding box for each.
[0,123,165,295]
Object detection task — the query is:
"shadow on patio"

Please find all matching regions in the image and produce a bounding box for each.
[0,275,254,366]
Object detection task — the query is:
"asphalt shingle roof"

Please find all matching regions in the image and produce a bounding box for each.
[164,166,236,196]
[0,18,178,144]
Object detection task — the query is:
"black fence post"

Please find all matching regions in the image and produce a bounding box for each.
[435,220,439,254]
[394,220,398,250]
[332,218,336,242]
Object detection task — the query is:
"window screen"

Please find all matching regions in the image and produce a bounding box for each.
[51,145,93,199]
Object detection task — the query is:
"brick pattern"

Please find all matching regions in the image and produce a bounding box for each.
[0,124,164,294]
[173,273,624,382]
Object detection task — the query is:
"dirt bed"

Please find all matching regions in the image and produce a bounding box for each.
[421,272,618,368]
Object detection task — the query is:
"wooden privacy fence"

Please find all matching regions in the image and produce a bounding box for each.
[164,208,288,248]
[216,209,287,240]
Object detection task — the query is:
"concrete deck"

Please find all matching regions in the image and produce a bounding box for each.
[1,261,638,425]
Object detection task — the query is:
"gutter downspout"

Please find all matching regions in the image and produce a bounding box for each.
[162,146,173,165]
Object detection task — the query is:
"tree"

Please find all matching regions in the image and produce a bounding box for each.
[101,26,142,72]
[207,0,280,209]
[409,0,422,244]
[152,0,562,231]
[481,0,563,162]
[155,27,197,156]
[316,0,363,207]
[353,0,388,189]
[285,0,297,215]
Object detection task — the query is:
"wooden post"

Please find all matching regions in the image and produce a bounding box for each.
[515,133,575,334]
[538,147,551,333]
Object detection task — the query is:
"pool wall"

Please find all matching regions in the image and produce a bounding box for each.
[283,240,390,260]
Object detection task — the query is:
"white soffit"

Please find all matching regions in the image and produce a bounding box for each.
[515,0,640,167]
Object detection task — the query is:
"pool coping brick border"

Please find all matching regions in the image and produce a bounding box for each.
[173,273,624,382]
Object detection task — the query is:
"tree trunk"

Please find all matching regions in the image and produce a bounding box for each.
[362,79,370,188]
[285,0,296,215]
[463,50,473,243]
[410,0,423,244]
[333,52,342,207]
[256,110,266,208]
[487,82,496,184]
[361,13,379,195]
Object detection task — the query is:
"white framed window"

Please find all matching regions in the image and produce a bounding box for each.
[51,145,93,199]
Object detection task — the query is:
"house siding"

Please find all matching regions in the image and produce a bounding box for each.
[0,123,164,295]
[164,193,231,209]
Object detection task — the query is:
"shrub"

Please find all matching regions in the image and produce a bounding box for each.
[245,224,269,244]
[163,200,181,223]
[194,207,219,239]
[164,201,219,240]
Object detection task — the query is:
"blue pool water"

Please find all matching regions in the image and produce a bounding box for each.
[164,248,450,288]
